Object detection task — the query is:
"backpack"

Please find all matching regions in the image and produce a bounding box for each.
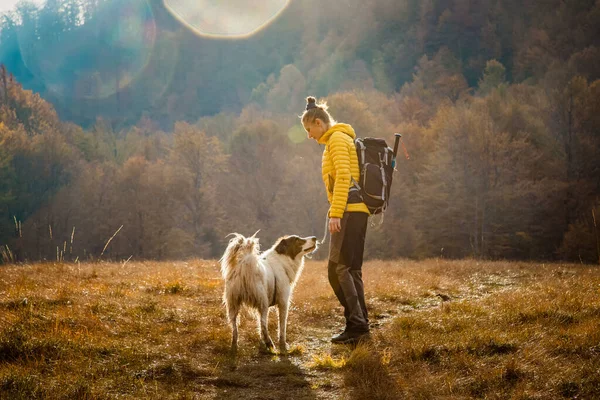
[351,137,396,215]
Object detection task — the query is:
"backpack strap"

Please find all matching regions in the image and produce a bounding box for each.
[380,167,386,200]
[380,147,390,200]
[353,138,366,193]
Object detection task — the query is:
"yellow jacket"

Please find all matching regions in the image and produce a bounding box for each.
[318,123,370,218]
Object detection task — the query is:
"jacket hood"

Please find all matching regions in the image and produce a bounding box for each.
[318,123,356,145]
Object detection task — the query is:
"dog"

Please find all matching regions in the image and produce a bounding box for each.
[220,233,317,353]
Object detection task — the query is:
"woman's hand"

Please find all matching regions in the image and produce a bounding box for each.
[329,217,342,234]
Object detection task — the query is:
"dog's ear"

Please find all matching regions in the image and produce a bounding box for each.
[275,237,288,254]
[248,236,260,251]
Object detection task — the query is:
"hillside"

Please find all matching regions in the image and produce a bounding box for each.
[1,0,600,262]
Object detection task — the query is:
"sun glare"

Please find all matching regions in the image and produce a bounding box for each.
[15,0,157,100]
[0,0,46,14]
[163,0,290,39]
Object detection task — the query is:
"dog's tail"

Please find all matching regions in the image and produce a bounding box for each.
[220,232,260,281]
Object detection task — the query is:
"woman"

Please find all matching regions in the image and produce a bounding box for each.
[301,96,370,344]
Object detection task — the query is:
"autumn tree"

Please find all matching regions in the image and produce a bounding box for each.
[167,122,229,258]
[414,84,564,259]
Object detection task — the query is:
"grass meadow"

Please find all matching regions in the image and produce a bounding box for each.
[0,258,599,399]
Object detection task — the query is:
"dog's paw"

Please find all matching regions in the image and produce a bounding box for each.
[259,339,276,354]
[259,345,276,355]
[278,342,288,354]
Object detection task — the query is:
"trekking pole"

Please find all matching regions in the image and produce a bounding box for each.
[392,133,401,168]
[393,133,410,165]
[393,133,401,158]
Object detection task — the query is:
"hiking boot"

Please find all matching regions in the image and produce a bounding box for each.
[331,330,370,344]
[331,330,351,344]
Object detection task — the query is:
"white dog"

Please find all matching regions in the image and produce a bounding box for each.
[220,233,317,353]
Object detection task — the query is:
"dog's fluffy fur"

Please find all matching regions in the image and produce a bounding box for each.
[220,233,317,353]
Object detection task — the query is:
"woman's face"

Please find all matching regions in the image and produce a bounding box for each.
[303,118,327,141]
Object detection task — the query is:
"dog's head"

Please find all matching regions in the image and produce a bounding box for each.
[274,235,318,259]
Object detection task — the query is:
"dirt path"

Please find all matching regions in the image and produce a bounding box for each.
[198,268,525,400]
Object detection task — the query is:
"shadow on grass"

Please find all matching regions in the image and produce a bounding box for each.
[214,351,317,400]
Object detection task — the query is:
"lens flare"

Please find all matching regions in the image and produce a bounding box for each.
[17,0,156,100]
[141,32,180,106]
[287,125,307,144]
[163,0,290,39]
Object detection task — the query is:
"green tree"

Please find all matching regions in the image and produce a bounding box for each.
[477,60,507,95]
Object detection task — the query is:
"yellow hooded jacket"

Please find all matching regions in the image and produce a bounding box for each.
[318,123,370,218]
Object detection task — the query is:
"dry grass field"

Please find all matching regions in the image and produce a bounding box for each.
[1,258,599,399]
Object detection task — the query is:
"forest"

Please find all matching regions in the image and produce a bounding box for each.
[0,0,599,262]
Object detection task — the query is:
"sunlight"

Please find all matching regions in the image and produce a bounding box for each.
[0,0,45,14]
[163,0,290,39]
[16,0,157,100]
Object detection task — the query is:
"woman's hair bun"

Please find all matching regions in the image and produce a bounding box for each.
[301,95,332,123]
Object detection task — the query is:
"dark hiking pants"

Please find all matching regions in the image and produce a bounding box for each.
[327,212,369,333]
